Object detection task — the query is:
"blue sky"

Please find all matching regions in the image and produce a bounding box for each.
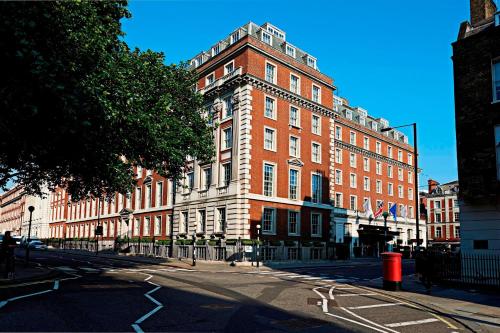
[122,0,472,187]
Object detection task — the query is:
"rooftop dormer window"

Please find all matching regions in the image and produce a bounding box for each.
[261,31,272,45]
[231,30,240,44]
[212,44,221,56]
[345,110,352,120]
[359,116,366,126]
[306,56,317,69]
[285,44,296,58]
[371,121,378,131]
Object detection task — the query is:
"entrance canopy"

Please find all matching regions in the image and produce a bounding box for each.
[358,224,399,242]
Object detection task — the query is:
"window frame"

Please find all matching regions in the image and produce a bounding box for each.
[311,172,322,203]
[288,210,301,236]
[223,60,235,75]
[310,212,322,237]
[264,126,277,152]
[311,141,322,163]
[290,73,301,95]
[264,95,277,120]
[263,162,277,197]
[289,135,300,158]
[289,105,300,128]
[288,167,300,200]
[262,207,277,235]
[312,84,321,103]
[265,61,277,84]
[312,114,321,135]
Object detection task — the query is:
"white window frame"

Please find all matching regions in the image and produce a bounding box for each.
[335,169,342,185]
[154,215,162,236]
[181,211,189,234]
[205,72,215,86]
[224,61,235,75]
[363,177,370,191]
[388,183,394,196]
[290,73,301,95]
[350,195,357,210]
[312,114,321,135]
[221,162,231,186]
[222,95,233,119]
[349,152,356,168]
[376,180,382,194]
[285,44,296,57]
[262,207,276,235]
[264,126,277,152]
[289,167,300,200]
[197,209,206,234]
[376,161,382,175]
[144,216,151,236]
[155,181,163,207]
[398,168,403,181]
[398,185,404,199]
[335,125,342,140]
[265,60,277,84]
[350,173,357,188]
[363,157,370,171]
[263,162,277,197]
[408,153,413,165]
[387,146,393,158]
[388,165,393,178]
[335,148,342,164]
[363,136,369,150]
[335,193,343,208]
[264,95,276,120]
[289,135,300,157]
[408,171,413,183]
[261,30,272,45]
[311,142,322,163]
[216,207,226,233]
[376,141,381,154]
[312,84,321,103]
[222,126,233,150]
[289,105,300,127]
[349,131,356,145]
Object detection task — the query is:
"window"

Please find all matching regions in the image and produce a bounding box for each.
[359,117,366,126]
[154,216,161,236]
[350,173,357,188]
[264,127,276,151]
[217,208,226,233]
[388,165,393,178]
[363,177,370,191]
[223,96,233,118]
[346,110,352,120]
[311,173,322,203]
[136,166,143,178]
[306,57,316,69]
[454,226,460,238]
[212,44,220,56]
[261,31,272,45]
[312,115,321,135]
[202,167,211,190]
[350,195,357,210]
[134,218,140,236]
[285,44,296,57]
[363,137,369,150]
[186,172,194,191]
[335,170,342,185]
[288,211,300,235]
[408,188,413,200]
[289,169,299,200]
[126,192,131,208]
[135,187,142,210]
[387,146,393,158]
[349,153,356,167]
[408,171,413,183]
[262,208,276,234]
[435,200,441,209]
[145,184,152,208]
[398,168,403,181]
[265,62,276,83]
[408,154,413,166]
[435,213,441,223]
[222,162,231,186]
[224,61,234,75]
[376,161,382,175]
[398,150,403,162]
[264,96,276,119]
[493,60,500,101]
[198,210,206,233]
[408,206,414,218]
[263,163,275,196]
[398,185,404,198]
[363,158,370,171]
[289,106,300,127]
[181,211,189,233]
[454,212,460,221]
[289,136,300,157]
[335,126,342,140]
[376,141,381,154]
[376,180,382,193]
[335,193,343,208]
[311,213,321,236]
[206,73,215,85]
[335,148,342,164]
[454,200,459,207]
[290,74,300,94]
[436,227,442,238]
[143,217,151,236]
[350,131,356,145]
[388,183,393,196]
[312,85,321,103]
[230,30,240,44]
[312,143,321,163]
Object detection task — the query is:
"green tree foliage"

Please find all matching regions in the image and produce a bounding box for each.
[0,1,214,200]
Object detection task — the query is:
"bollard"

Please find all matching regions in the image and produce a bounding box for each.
[382,252,402,291]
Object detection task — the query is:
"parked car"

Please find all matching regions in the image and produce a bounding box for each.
[13,236,22,245]
[28,240,47,250]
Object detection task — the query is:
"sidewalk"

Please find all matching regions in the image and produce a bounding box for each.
[362,274,500,333]
[0,259,57,286]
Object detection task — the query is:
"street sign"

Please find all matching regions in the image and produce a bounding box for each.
[95,226,103,236]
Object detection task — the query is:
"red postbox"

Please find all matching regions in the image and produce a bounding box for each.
[382,252,402,291]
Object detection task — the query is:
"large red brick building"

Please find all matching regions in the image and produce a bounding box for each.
[48,22,423,258]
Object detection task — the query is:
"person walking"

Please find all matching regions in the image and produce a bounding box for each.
[1,231,16,279]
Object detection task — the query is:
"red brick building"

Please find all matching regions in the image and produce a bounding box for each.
[0,185,25,235]
[48,22,421,259]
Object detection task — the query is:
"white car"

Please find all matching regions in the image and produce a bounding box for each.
[28,240,47,250]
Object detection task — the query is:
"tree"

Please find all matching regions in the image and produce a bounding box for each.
[0,1,214,200]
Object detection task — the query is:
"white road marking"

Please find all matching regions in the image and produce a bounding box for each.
[131,273,163,333]
[341,307,400,333]
[385,318,439,328]
[79,267,100,272]
[53,280,59,290]
[336,287,358,290]
[337,293,377,297]
[303,277,322,280]
[347,303,404,310]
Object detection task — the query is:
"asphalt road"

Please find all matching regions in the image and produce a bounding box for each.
[0,251,469,333]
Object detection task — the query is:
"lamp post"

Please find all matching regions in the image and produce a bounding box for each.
[381,122,420,250]
[191,232,196,267]
[382,211,389,252]
[96,197,101,255]
[256,224,261,269]
[25,206,35,265]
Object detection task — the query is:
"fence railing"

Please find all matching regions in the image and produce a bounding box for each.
[424,251,500,289]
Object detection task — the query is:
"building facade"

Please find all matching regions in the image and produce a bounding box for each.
[0,186,25,235]
[48,22,421,258]
[421,179,460,248]
[452,0,500,252]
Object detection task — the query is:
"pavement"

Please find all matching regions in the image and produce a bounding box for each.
[0,248,497,332]
[0,257,58,286]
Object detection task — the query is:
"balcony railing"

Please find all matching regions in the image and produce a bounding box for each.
[199,67,242,94]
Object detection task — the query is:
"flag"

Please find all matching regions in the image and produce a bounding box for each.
[389,203,397,222]
[401,205,407,222]
[363,198,373,219]
[374,201,384,219]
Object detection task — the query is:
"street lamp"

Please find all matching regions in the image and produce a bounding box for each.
[256,224,261,269]
[382,211,389,252]
[381,122,420,250]
[25,206,35,265]
[191,232,196,266]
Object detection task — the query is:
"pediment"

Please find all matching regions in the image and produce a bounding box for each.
[119,208,133,216]
[288,158,304,167]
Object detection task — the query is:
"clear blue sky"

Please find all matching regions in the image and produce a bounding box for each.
[122,0,473,186]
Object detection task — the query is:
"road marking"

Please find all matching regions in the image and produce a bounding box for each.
[385,318,439,327]
[341,307,400,333]
[79,267,100,272]
[54,266,77,273]
[336,287,357,290]
[303,277,322,280]
[53,280,59,290]
[131,273,163,333]
[336,293,377,297]
[347,303,404,310]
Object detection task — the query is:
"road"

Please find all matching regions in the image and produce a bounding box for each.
[0,250,469,333]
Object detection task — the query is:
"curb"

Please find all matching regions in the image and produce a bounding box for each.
[0,269,60,287]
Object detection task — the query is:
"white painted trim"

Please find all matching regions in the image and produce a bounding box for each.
[223,60,235,75]
[290,73,301,95]
[289,135,300,158]
[288,166,301,201]
[264,60,277,84]
[263,94,277,120]
[312,83,321,103]
[247,193,333,210]
[263,126,277,152]
[262,161,277,197]
[311,141,321,163]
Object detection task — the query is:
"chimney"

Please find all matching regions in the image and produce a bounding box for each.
[470,0,498,27]
[428,179,439,193]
